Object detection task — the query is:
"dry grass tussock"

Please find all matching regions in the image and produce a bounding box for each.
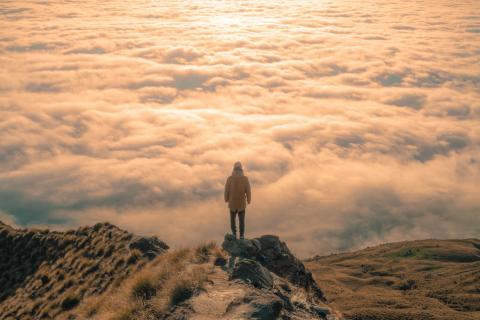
[306,239,480,320]
[0,222,167,319]
[68,241,220,320]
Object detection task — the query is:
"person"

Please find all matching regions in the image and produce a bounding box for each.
[224,161,251,239]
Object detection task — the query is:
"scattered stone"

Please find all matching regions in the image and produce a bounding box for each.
[231,258,273,289]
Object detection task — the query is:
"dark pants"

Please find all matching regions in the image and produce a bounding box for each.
[230,209,245,237]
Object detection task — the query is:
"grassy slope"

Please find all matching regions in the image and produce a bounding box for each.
[63,242,219,320]
[0,222,164,319]
[305,239,480,320]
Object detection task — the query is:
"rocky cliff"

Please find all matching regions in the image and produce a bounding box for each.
[217,233,338,319]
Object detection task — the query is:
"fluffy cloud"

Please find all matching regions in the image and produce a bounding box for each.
[0,0,479,257]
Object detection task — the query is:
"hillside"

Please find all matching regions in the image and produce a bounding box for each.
[2,221,479,320]
[0,222,339,320]
[305,239,480,320]
[62,234,340,320]
[0,221,168,319]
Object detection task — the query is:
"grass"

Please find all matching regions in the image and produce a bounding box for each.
[131,276,157,300]
[60,295,80,311]
[66,242,217,320]
[193,241,217,263]
[306,239,480,320]
[385,245,480,262]
[0,222,169,320]
[169,265,208,305]
[2,221,220,320]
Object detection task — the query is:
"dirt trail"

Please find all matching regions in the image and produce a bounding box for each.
[189,262,256,319]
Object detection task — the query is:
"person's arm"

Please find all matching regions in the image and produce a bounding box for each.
[245,177,251,204]
[224,177,230,202]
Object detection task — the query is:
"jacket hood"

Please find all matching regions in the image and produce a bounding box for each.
[232,168,244,176]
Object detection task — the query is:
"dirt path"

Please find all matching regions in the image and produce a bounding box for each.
[189,263,255,320]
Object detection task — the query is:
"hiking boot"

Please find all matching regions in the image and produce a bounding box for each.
[232,232,237,239]
[239,235,244,240]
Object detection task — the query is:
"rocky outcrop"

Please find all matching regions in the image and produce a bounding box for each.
[222,233,335,319]
[222,233,325,299]
[255,235,324,299]
[0,222,337,319]
[0,221,168,319]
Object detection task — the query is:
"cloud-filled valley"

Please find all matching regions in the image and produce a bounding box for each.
[1,0,479,257]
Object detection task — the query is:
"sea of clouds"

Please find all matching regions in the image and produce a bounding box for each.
[1,0,479,257]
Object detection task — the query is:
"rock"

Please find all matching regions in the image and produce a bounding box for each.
[273,289,293,311]
[310,305,331,317]
[227,292,284,320]
[254,235,324,299]
[129,236,169,259]
[221,234,324,299]
[231,259,273,289]
[214,256,227,266]
[222,233,262,258]
[249,294,284,320]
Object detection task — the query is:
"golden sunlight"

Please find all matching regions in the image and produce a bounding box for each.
[0,0,479,258]
[1,0,480,318]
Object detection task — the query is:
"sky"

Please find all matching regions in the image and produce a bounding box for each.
[0,0,479,258]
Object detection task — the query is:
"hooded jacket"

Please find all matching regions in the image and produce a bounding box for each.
[224,169,251,211]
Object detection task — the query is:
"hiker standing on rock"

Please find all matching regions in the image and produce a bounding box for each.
[224,161,251,240]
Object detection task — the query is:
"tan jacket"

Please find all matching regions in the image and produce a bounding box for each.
[224,170,251,210]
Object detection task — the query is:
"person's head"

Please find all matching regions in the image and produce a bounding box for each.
[233,161,243,172]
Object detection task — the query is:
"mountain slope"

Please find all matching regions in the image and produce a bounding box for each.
[2,220,478,320]
[0,221,168,319]
[305,239,480,320]
[64,234,341,320]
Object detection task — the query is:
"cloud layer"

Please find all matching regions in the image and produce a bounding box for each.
[1,0,479,257]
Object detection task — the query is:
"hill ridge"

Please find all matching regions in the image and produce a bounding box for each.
[0,221,168,319]
[2,221,479,320]
[306,238,480,320]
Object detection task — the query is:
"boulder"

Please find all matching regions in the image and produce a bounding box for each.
[221,234,324,299]
[254,235,324,299]
[222,233,262,258]
[231,258,273,289]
